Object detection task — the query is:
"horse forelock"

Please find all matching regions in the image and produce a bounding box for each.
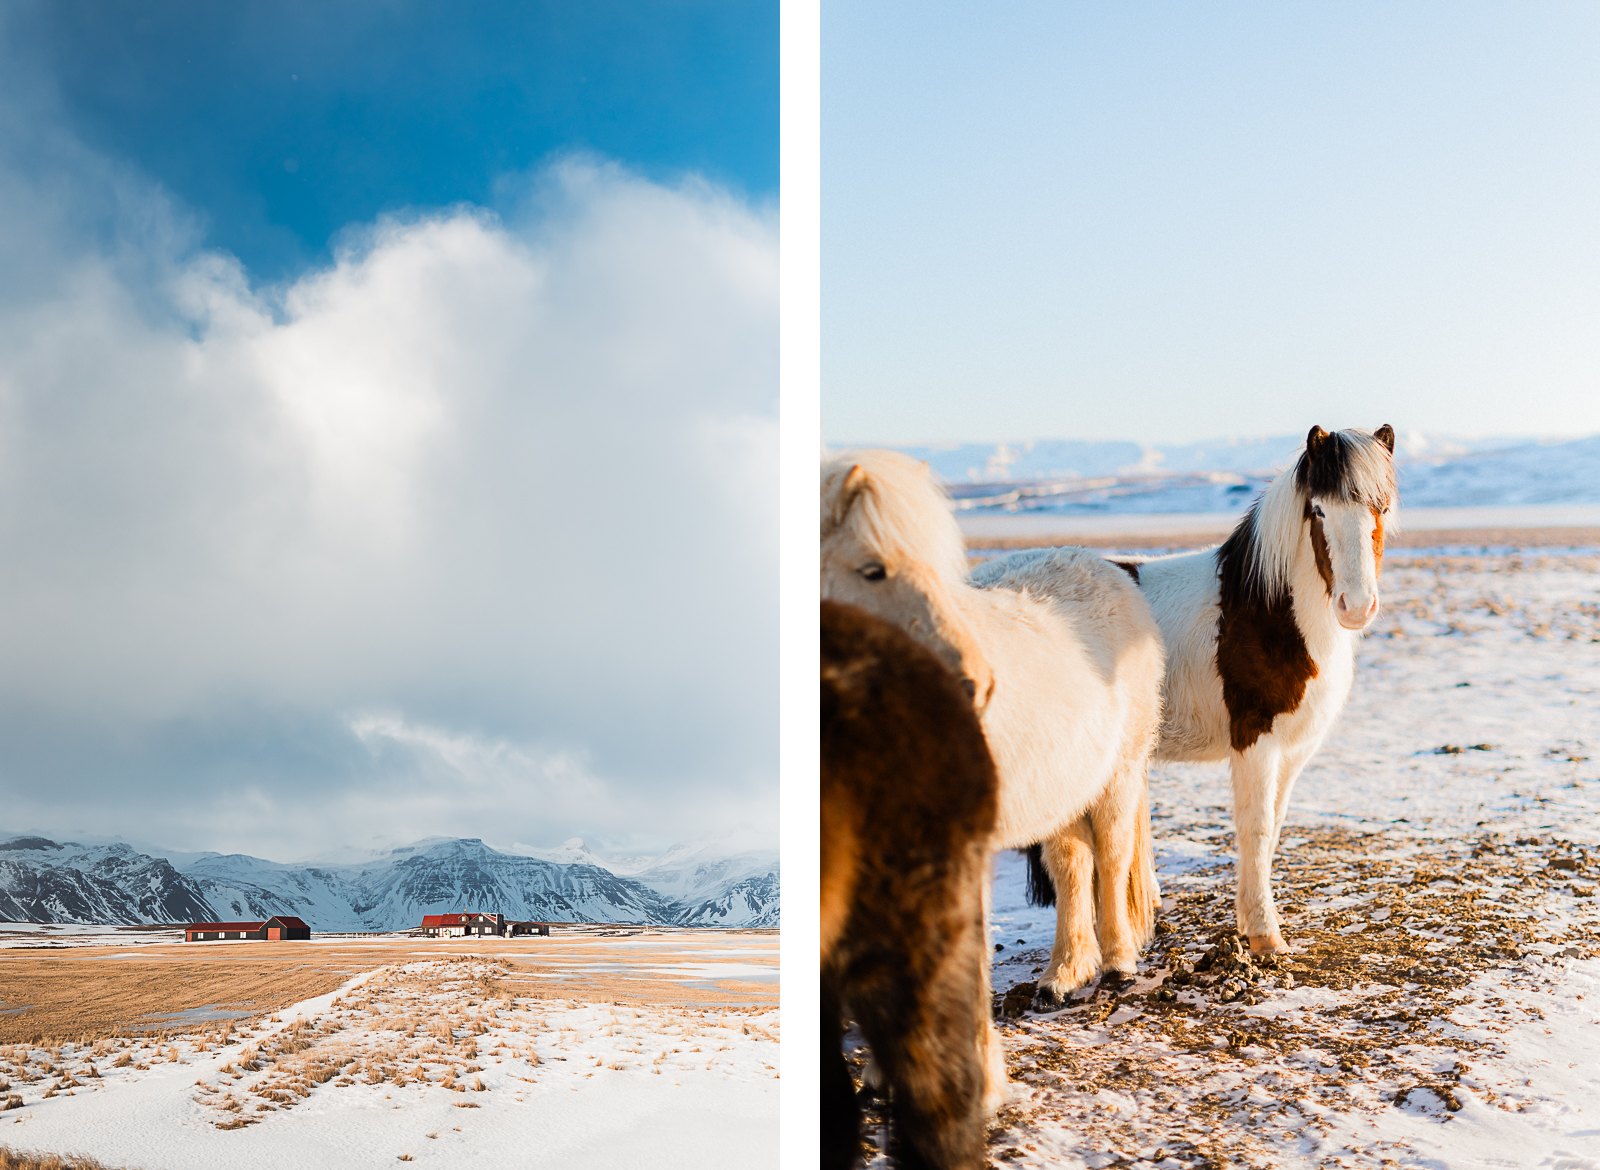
[821,450,968,584]
[1294,428,1398,510]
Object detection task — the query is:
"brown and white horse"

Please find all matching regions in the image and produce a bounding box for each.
[823,601,1000,1170]
[980,424,1397,956]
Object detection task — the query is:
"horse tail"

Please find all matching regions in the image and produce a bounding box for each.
[1125,780,1159,945]
[1023,843,1057,908]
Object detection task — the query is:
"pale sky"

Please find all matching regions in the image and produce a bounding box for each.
[824,2,1600,445]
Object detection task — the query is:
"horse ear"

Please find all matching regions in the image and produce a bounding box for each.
[1306,425,1329,451]
[831,464,869,526]
[1374,424,1396,454]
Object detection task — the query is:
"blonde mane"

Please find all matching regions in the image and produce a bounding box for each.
[821,449,970,584]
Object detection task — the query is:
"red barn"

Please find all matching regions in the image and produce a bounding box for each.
[184,915,311,943]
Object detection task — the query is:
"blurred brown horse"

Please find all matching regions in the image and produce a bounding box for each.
[822,601,1000,1170]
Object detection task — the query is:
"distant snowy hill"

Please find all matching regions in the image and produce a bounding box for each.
[625,841,782,928]
[869,431,1600,513]
[0,834,778,931]
[0,837,212,926]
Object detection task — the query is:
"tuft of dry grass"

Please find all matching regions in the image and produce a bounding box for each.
[0,1149,138,1170]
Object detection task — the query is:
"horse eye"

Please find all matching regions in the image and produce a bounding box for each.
[1311,504,1325,518]
[859,563,887,582]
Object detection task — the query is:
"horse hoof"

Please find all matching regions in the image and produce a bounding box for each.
[1248,932,1288,957]
[1032,982,1071,1011]
[1099,969,1136,994]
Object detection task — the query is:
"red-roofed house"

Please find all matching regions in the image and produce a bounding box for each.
[184,915,311,943]
[419,911,505,937]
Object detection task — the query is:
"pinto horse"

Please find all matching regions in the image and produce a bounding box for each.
[823,451,1165,1004]
[823,601,1000,1170]
[982,424,1397,956]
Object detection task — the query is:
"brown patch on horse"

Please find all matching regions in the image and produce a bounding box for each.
[819,792,858,963]
[821,601,999,1169]
[1371,507,1387,569]
[1111,560,1141,583]
[1215,509,1319,752]
[1305,503,1334,596]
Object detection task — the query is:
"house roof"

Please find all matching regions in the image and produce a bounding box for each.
[420,912,500,928]
[185,921,264,932]
[264,916,310,930]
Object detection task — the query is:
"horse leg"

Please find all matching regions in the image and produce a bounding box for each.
[822,978,861,1170]
[1089,766,1157,981]
[1268,742,1319,856]
[1035,818,1100,1006]
[977,865,1008,1117]
[1229,739,1288,956]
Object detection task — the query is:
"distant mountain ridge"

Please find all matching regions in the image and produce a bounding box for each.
[0,835,778,931]
[865,431,1600,513]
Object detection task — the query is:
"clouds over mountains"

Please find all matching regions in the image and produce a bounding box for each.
[0,67,777,859]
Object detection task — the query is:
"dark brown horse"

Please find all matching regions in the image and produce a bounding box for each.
[822,601,1000,1170]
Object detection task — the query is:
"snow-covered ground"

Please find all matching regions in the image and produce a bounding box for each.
[0,923,182,948]
[0,934,777,1169]
[850,548,1600,1169]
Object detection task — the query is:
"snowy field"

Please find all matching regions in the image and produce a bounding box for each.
[850,544,1600,1169]
[0,931,776,1169]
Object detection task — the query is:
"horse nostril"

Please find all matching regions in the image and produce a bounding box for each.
[960,676,978,700]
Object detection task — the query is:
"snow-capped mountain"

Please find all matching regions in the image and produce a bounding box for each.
[671,870,780,928]
[0,837,212,926]
[0,834,778,931]
[872,431,1600,513]
[345,838,677,928]
[621,841,781,928]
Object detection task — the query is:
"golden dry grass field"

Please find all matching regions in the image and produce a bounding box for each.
[0,929,776,1047]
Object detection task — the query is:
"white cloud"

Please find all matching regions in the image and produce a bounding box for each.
[0,146,777,859]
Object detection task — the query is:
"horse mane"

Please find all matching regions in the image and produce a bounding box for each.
[1219,427,1398,608]
[821,449,970,584]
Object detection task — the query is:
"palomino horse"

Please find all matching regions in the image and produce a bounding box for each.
[981,425,1397,956]
[823,451,1165,1004]
[823,601,999,1170]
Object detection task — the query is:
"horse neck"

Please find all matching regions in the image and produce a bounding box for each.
[954,574,1059,676]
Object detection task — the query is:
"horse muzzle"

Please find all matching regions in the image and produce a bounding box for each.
[1335,592,1379,630]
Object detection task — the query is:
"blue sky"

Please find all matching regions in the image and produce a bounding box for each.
[0,2,777,859]
[8,0,776,280]
[824,3,1600,445]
